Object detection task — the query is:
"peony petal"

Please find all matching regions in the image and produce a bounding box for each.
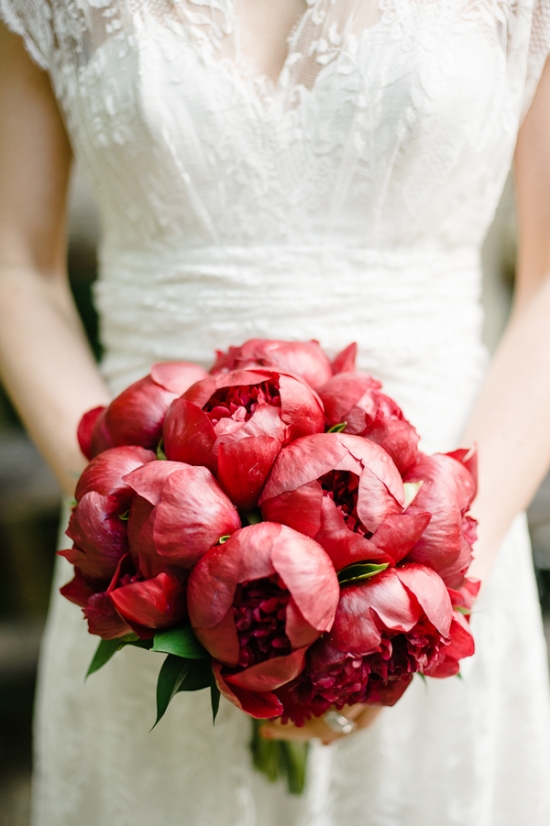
[366,674,413,705]
[224,647,308,692]
[425,613,475,678]
[285,599,323,648]
[271,524,339,634]
[98,376,177,449]
[260,435,349,503]
[328,585,382,655]
[331,342,358,375]
[59,568,104,607]
[83,591,133,639]
[163,398,217,472]
[212,661,283,718]
[123,460,185,506]
[315,496,392,570]
[126,495,158,577]
[278,374,325,439]
[356,466,403,532]
[318,372,379,429]
[152,466,241,568]
[351,569,421,633]
[150,362,207,395]
[395,563,453,637]
[65,492,128,580]
[370,512,431,564]
[217,435,282,511]
[75,446,155,502]
[77,406,106,460]
[193,608,240,666]
[260,482,324,539]
[110,572,187,630]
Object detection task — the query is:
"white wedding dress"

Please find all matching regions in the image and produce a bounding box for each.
[2,1,550,823]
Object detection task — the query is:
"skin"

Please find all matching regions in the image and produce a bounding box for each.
[1,18,549,744]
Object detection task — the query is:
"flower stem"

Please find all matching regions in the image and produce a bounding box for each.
[249,719,309,795]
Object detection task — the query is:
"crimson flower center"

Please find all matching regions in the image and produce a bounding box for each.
[320,470,368,536]
[204,380,281,425]
[232,575,291,669]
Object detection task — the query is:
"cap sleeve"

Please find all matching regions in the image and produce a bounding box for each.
[524,0,550,115]
[0,0,53,70]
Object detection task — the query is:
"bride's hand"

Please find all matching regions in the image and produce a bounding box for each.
[259,704,383,746]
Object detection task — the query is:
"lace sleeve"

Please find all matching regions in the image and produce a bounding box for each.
[524,0,550,115]
[0,0,53,70]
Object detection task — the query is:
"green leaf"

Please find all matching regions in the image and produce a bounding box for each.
[337,562,389,586]
[417,672,427,684]
[176,660,213,692]
[118,510,130,521]
[403,481,423,508]
[86,637,125,678]
[455,605,471,616]
[210,673,221,723]
[243,509,262,526]
[153,655,191,728]
[156,439,167,461]
[152,624,207,660]
[218,534,231,544]
[327,422,347,433]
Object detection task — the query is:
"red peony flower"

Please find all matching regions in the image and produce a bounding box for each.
[122,460,241,577]
[277,564,473,725]
[163,369,325,511]
[187,522,340,718]
[404,448,478,588]
[60,446,156,581]
[211,339,334,389]
[78,361,207,459]
[60,451,240,640]
[260,433,430,571]
[318,372,420,474]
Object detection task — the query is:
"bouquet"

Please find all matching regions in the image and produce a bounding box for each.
[61,339,479,794]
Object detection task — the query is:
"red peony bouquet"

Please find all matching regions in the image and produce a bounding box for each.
[61,339,479,793]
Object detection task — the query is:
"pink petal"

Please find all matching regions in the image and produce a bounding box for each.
[75,446,155,502]
[395,563,453,637]
[370,512,431,564]
[224,647,308,692]
[212,661,283,719]
[278,374,325,440]
[285,599,322,648]
[316,496,392,570]
[353,569,421,632]
[271,524,339,634]
[59,569,103,607]
[331,343,358,375]
[260,482,324,539]
[123,460,184,506]
[83,591,133,639]
[64,492,128,580]
[356,466,403,532]
[318,373,379,429]
[110,572,187,630]
[150,362,207,395]
[163,398,217,472]
[260,435,349,503]
[77,406,106,460]
[328,585,382,655]
[99,376,176,449]
[153,466,241,568]
[217,435,282,511]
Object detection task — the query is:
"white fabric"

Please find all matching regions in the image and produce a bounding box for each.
[2,1,550,823]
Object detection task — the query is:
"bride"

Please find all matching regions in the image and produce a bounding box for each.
[1,1,550,824]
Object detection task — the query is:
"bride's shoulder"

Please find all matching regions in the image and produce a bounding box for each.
[0,0,55,69]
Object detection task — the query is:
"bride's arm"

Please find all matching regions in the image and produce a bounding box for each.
[465,57,550,581]
[0,24,110,495]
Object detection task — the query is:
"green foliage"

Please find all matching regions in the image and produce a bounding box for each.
[250,720,309,795]
[152,625,207,660]
[337,562,389,586]
[327,422,347,433]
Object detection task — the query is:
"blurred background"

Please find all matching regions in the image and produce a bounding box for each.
[0,171,549,825]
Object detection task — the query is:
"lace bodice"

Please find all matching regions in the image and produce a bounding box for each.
[2,1,549,255]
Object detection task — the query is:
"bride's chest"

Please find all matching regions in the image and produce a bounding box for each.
[51,0,531,245]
